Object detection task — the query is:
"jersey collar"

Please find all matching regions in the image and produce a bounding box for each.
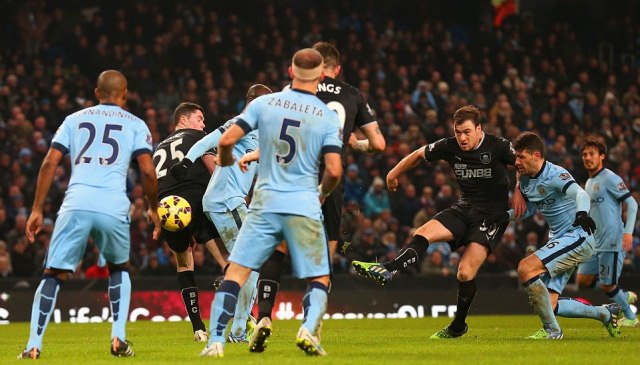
[532,160,547,179]
[591,167,606,178]
[472,131,486,150]
[291,88,315,95]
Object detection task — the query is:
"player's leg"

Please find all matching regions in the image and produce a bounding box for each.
[256,242,288,322]
[95,212,135,356]
[438,242,488,338]
[19,211,88,359]
[203,212,280,357]
[576,254,599,289]
[598,251,637,326]
[352,209,457,285]
[208,205,258,341]
[284,214,330,356]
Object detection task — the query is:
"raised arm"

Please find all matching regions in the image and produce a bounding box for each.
[386,146,426,192]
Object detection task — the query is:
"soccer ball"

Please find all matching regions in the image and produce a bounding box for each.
[157,195,192,232]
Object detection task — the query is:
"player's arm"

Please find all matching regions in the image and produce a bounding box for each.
[238,148,260,172]
[319,152,342,203]
[486,201,535,229]
[565,182,596,235]
[171,130,222,180]
[218,124,246,167]
[137,152,161,240]
[349,123,386,153]
[622,195,638,251]
[512,171,526,218]
[386,146,426,192]
[26,148,63,243]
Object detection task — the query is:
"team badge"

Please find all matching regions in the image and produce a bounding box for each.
[538,186,545,195]
[480,152,491,164]
[559,172,570,180]
[593,183,600,192]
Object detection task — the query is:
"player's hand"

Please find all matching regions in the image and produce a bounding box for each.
[573,211,596,235]
[170,159,193,181]
[147,207,162,240]
[483,211,510,229]
[238,149,260,172]
[511,185,526,218]
[386,173,398,192]
[25,210,44,244]
[622,233,633,252]
[348,133,358,149]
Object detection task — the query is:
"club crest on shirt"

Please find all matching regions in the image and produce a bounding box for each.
[538,186,545,195]
[559,172,570,180]
[593,183,600,192]
[480,152,491,164]
[618,182,627,191]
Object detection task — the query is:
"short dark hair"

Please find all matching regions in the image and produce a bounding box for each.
[173,102,203,125]
[580,137,607,155]
[312,41,340,68]
[246,84,272,103]
[513,131,545,157]
[453,105,481,127]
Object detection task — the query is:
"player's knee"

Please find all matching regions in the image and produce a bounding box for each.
[600,284,616,292]
[456,266,476,282]
[44,268,72,281]
[576,275,596,289]
[107,261,130,272]
[517,260,532,279]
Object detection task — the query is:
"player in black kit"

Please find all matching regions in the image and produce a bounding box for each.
[254,42,386,324]
[153,102,225,343]
[352,105,525,339]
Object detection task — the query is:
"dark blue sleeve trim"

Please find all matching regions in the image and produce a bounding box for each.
[132,148,153,159]
[51,142,69,155]
[617,192,631,203]
[235,119,253,134]
[322,145,342,155]
[562,180,576,193]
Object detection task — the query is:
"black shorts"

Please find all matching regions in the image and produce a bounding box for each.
[160,189,220,253]
[433,202,508,251]
[321,184,343,241]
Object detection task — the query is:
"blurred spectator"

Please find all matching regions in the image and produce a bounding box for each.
[362,177,391,218]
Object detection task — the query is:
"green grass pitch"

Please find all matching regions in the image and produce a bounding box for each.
[2,316,638,364]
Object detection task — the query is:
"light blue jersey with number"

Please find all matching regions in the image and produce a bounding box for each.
[519,161,581,239]
[51,104,152,219]
[585,168,631,251]
[235,88,342,220]
[186,117,260,213]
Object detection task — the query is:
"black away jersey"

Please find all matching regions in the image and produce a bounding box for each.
[153,128,212,197]
[424,133,515,208]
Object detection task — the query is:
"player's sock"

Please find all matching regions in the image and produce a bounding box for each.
[178,270,206,332]
[523,276,561,331]
[26,275,61,350]
[382,235,429,272]
[257,250,285,321]
[301,282,328,334]
[231,270,259,336]
[208,280,241,345]
[109,269,131,341]
[607,287,636,320]
[555,297,610,322]
[450,279,476,331]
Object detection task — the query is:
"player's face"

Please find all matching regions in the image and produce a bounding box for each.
[581,146,604,173]
[515,149,541,176]
[184,110,205,130]
[454,120,482,151]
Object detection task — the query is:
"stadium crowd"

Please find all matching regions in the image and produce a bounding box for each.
[1,0,640,279]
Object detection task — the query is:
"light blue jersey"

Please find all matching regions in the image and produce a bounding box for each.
[519,161,587,239]
[52,104,152,219]
[185,117,259,213]
[235,89,342,220]
[585,168,633,251]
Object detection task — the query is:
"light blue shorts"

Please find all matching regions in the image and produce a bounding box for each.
[229,212,330,279]
[46,210,130,271]
[535,228,594,293]
[205,204,249,252]
[577,250,625,286]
